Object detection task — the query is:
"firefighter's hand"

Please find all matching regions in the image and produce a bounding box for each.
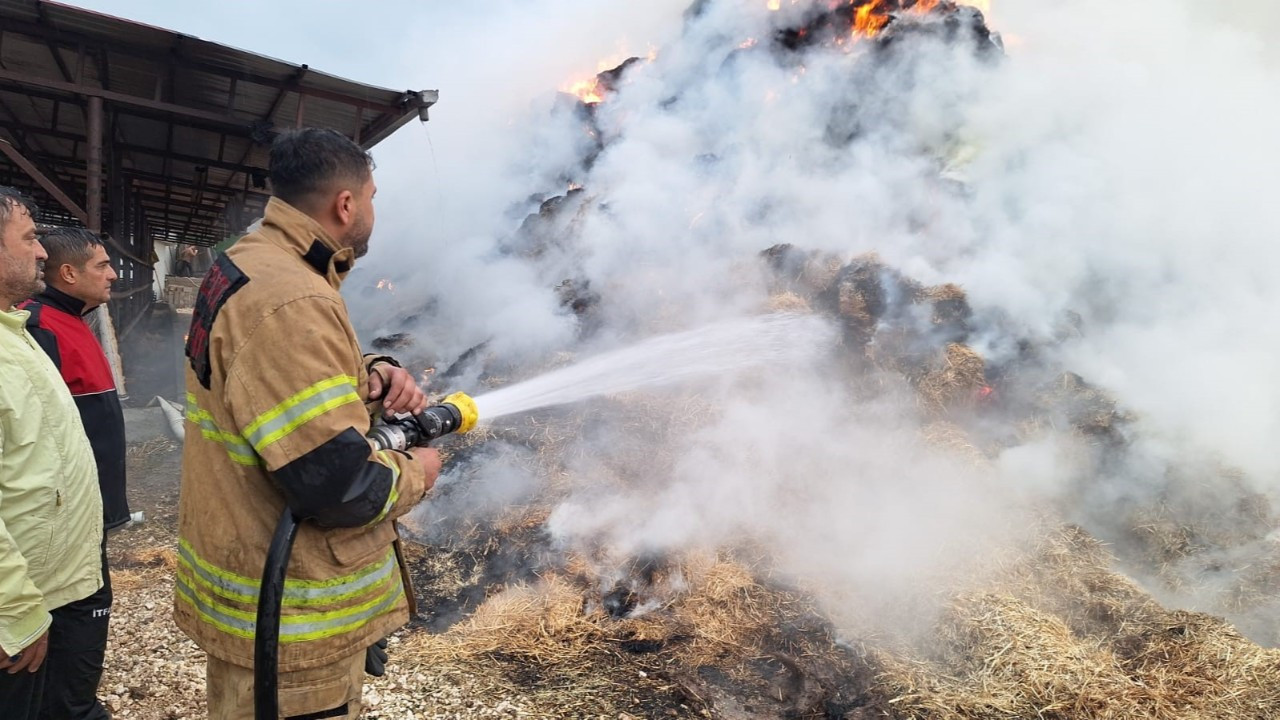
[368,363,427,416]
[1,631,48,674]
[408,446,442,491]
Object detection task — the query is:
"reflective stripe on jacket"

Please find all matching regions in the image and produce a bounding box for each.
[0,307,103,656]
[173,197,429,672]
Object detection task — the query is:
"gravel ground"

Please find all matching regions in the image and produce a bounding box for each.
[100,564,538,719]
[104,439,692,720]
[103,440,517,720]
[101,560,680,720]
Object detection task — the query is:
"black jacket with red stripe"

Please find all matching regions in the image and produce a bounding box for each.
[21,287,131,530]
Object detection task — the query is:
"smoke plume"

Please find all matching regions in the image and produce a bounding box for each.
[356,0,1280,642]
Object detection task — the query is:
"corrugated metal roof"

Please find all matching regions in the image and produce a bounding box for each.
[0,0,437,245]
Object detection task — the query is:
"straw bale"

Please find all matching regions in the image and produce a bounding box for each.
[923,282,972,331]
[766,291,812,313]
[916,343,986,415]
[1035,372,1132,444]
[799,252,844,295]
[921,420,990,467]
[759,245,843,298]
[830,253,895,343]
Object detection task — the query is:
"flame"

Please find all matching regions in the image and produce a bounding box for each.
[567,77,605,105]
[848,0,990,41]
[739,37,759,49]
[376,278,396,292]
[767,0,781,9]
[567,182,584,191]
[853,1,892,39]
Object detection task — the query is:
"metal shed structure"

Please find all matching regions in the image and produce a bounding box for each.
[0,0,436,340]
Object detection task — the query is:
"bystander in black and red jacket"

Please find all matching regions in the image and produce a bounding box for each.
[22,286,131,530]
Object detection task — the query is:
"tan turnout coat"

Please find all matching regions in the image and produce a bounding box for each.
[174,198,428,672]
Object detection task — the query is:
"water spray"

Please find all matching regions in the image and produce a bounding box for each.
[255,314,830,718]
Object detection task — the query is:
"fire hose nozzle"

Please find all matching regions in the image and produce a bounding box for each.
[441,391,479,434]
[368,392,479,451]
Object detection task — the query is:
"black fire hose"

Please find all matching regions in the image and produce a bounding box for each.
[254,507,299,719]
[253,393,477,720]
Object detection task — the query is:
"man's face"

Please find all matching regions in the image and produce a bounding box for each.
[342,178,377,259]
[65,244,117,308]
[0,202,46,306]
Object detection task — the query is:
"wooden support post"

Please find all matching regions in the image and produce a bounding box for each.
[86,94,103,232]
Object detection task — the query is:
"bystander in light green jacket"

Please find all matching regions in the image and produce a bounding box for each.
[0,305,103,656]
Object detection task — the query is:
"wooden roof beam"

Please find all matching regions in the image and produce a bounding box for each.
[0,67,252,129]
[0,137,90,225]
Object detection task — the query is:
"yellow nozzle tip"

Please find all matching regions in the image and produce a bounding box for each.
[443,392,478,434]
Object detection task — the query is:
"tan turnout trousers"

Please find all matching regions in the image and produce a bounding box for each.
[205,651,365,719]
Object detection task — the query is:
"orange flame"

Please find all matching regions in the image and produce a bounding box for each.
[567,77,605,105]
[853,1,891,39]
[850,0,987,41]
[376,279,396,291]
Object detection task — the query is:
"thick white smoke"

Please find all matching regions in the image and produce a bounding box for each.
[358,0,1280,639]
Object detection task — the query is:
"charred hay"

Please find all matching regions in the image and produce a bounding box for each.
[385,241,1280,717]
[397,516,1280,720]
[772,0,999,55]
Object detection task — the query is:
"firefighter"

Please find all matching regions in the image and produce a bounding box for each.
[174,128,441,719]
[21,227,128,720]
[0,188,105,719]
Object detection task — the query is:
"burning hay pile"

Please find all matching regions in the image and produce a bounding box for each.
[352,1,1280,717]
[385,236,1280,716]
[395,509,1280,718]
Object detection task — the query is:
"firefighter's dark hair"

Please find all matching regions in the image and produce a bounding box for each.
[268,128,373,210]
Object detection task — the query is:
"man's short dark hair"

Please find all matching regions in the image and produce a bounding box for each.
[268,128,373,210]
[0,186,39,239]
[40,227,104,272]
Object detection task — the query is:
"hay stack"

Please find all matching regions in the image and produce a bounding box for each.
[831,254,889,344]
[923,282,972,341]
[799,252,844,296]
[766,291,812,313]
[1035,372,1132,446]
[917,343,987,415]
[873,526,1280,719]
[921,420,990,467]
[759,244,844,300]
